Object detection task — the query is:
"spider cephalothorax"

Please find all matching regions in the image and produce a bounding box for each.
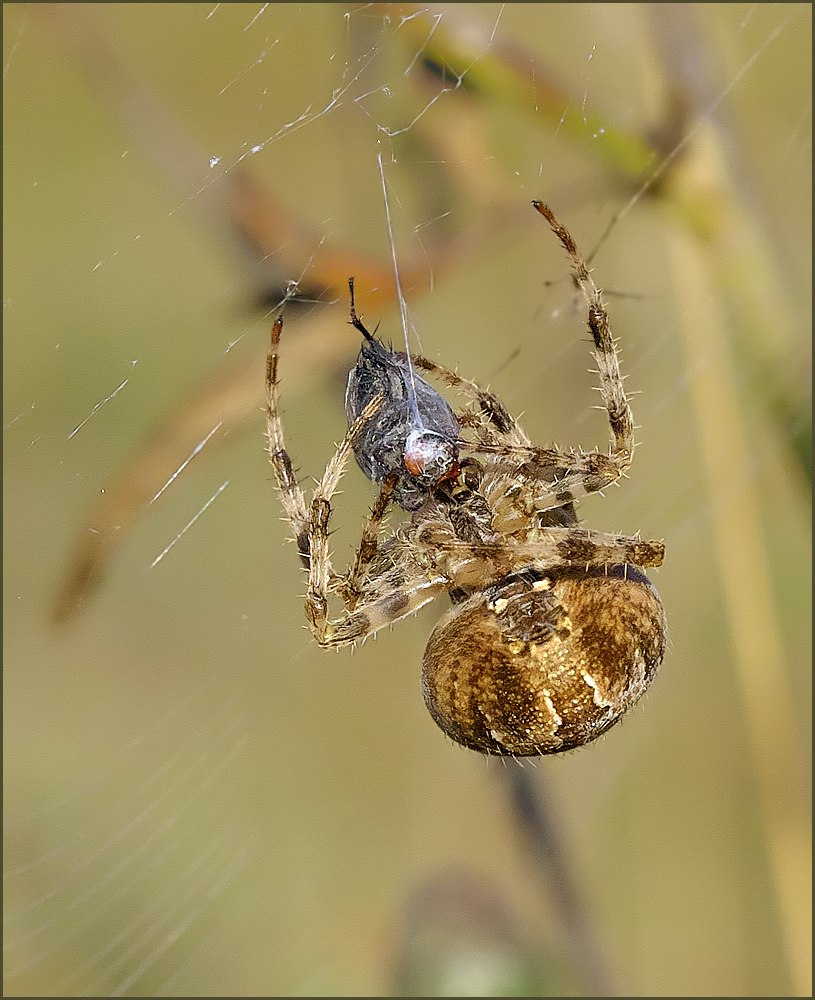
[265,202,666,756]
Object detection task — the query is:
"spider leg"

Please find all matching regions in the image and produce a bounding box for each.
[419,206,639,512]
[509,527,664,569]
[435,527,664,573]
[268,308,442,647]
[314,570,449,647]
[339,471,398,609]
[303,394,385,640]
[411,355,611,512]
[266,316,311,564]
[412,355,531,449]
[308,449,449,646]
[475,441,637,510]
[267,313,403,642]
[533,201,634,471]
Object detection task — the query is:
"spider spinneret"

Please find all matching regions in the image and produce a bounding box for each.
[265,202,666,756]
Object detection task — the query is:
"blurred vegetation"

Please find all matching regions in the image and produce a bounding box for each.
[4,4,810,997]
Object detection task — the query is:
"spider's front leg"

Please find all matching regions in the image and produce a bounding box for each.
[266,316,311,565]
[533,201,634,476]
[301,394,388,644]
[411,356,628,512]
[412,355,532,452]
[266,312,409,645]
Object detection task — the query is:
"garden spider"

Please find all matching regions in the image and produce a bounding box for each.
[265,202,666,756]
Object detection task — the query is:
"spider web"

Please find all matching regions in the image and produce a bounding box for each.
[4,4,811,997]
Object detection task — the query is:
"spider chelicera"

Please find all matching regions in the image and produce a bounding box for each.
[265,202,666,756]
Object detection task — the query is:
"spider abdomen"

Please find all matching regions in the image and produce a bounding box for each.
[421,566,666,756]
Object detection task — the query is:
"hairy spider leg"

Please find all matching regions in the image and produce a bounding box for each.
[266,314,447,647]
[266,316,311,565]
[411,356,629,512]
[341,471,398,609]
[533,200,634,469]
[430,528,664,572]
[411,201,639,514]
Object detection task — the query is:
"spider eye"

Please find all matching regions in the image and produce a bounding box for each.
[421,568,666,756]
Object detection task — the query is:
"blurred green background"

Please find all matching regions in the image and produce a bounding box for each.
[4,4,811,996]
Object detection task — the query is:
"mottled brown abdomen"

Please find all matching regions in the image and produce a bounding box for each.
[421,566,666,756]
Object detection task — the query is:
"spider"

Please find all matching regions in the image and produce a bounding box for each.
[265,202,666,756]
